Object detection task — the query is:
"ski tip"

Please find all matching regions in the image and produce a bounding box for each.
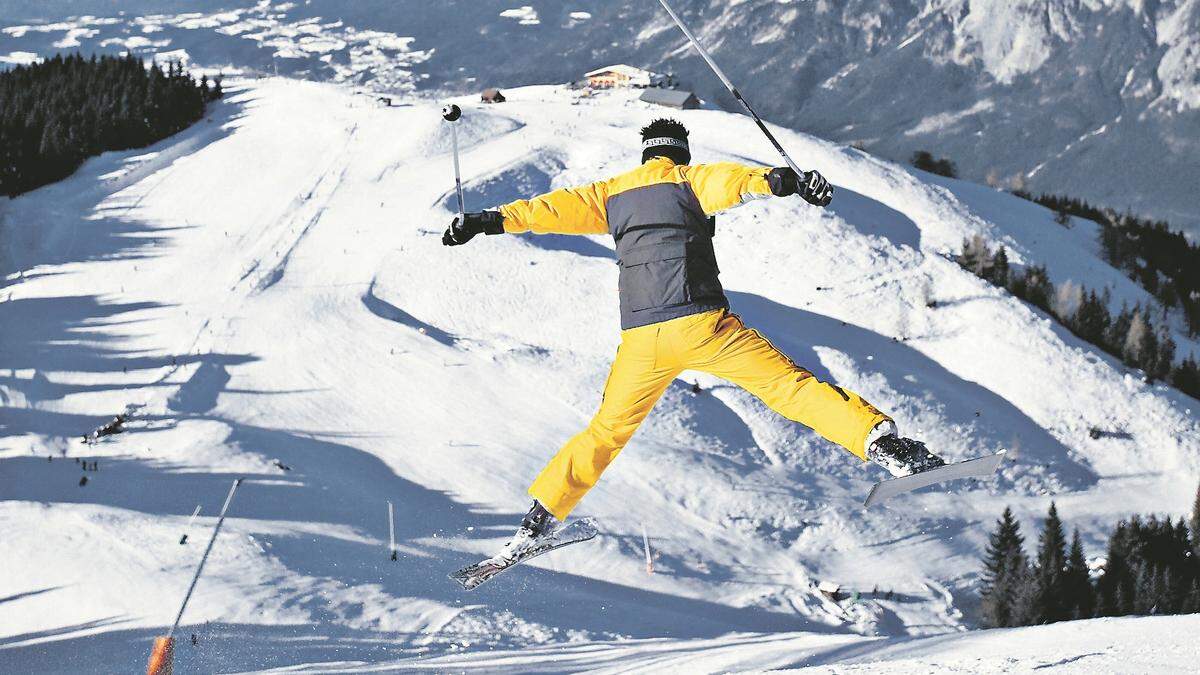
[862,484,883,509]
[571,516,601,536]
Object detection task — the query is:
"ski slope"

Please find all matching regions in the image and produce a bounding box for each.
[1,78,1198,672]
[368,614,1200,673]
[3,0,1199,233]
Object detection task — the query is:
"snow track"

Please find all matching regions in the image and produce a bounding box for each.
[1,80,1198,673]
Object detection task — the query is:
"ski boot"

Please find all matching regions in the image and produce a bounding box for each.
[866,421,946,478]
[490,500,559,564]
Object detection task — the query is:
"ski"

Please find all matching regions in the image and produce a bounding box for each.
[449,518,600,591]
[863,450,1006,508]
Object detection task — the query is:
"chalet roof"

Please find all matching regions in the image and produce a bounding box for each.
[638,88,698,106]
[585,64,653,78]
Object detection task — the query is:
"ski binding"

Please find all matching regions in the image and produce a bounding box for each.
[450,517,599,591]
[863,450,1006,508]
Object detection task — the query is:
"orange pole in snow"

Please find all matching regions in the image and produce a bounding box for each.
[146,636,174,675]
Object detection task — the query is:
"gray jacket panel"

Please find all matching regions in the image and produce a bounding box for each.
[605,182,727,329]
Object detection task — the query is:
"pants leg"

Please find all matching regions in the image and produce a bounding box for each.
[687,310,889,460]
[529,324,680,520]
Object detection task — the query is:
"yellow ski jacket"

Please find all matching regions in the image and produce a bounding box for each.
[498,157,776,328]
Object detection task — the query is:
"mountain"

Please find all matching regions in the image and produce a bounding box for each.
[1,76,1198,671]
[2,0,1198,236]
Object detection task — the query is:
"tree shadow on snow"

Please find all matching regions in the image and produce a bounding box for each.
[824,185,921,251]
[1,91,248,281]
[2,394,824,671]
[0,294,257,436]
[434,155,616,260]
[714,149,921,252]
[1,93,253,436]
[360,279,458,347]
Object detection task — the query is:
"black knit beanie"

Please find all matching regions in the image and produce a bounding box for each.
[640,118,691,165]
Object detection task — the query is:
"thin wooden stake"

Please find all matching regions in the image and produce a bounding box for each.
[642,524,653,575]
[387,501,397,561]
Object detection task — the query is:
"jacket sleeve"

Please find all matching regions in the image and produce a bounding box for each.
[680,162,774,215]
[498,180,610,235]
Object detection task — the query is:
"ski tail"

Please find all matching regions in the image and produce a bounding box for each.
[449,518,599,591]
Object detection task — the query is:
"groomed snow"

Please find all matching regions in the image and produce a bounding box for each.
[388,614,1200,672]
[1,78,1197,672]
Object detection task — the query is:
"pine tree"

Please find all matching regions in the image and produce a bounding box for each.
[1053,282,1083,326]
[981,507,1028,627]
[912,150,957,178]
[1153,328,1176,381]
[1183,579,1200,614]
[1022,265,1054,312]
[1142,322,1160,375]
[958,236,978,272]
[1098,520,1135,616]
[1191,480,1200,559]
[1107,304,1134,355]
[991,246,1010,287]
[1009,563,1041,625]
[958,235,992,278]
[1174,355,1200,400]
[1124,311,1153,371]
[1168,518,1194,614]
[1134,566,1159,614]
[1064,528,1094,619]
[974,242,993,278]
[1074,290,1111,345]
[1034,502,1070,623]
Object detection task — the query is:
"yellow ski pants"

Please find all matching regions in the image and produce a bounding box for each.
[529,308,890,520]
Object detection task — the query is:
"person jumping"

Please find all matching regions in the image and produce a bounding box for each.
[441,118,944,564]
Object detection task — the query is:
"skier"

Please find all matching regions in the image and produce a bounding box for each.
[442,118,944,565]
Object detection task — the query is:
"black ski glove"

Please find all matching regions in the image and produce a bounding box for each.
[442,210,505,246]
[767,167,834,207]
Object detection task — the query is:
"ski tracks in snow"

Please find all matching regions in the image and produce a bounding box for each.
[235,123,359,296]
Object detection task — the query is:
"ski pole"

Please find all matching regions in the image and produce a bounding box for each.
[655,0,806,179]
[167,478,242,639]
[441,104,466,220]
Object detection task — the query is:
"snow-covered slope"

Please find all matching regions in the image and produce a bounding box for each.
[3,0,1199,234]
[1,79,1198,672]
[365,613,1200,672]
